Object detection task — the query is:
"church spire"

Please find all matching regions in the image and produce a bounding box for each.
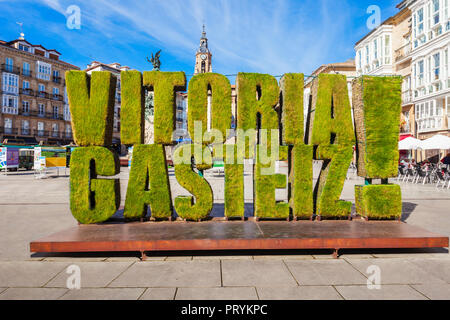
[194,24,212,74]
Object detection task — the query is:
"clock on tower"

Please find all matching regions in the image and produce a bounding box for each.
[194,24,212,75]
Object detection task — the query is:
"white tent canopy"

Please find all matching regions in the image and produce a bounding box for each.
[419,134,450,150]
[398,137,422,150]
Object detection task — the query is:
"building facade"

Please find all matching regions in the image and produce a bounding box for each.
[0,35,79,145]
[408,0,450,144]
[355,0,450,162]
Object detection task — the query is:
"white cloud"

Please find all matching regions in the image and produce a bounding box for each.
[40,0,355,75]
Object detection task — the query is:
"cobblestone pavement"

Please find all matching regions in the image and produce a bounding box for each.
[0,164,449,300]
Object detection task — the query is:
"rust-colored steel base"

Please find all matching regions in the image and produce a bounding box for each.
[30,220,448,255]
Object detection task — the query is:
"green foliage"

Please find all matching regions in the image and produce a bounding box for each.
[315,145,353,219]
[236,73,279,158]
[70,147,120,224]
[188,73,231,144]
[354,185,365,217]
[254,145,289,219]
[355,184,402,220]
[310,74,354,146]
[352,76,402,178]
[121,70,144,145]
[124,144,172,219]
[280,73,304,145]
[224,145,244,217]
[289,144,313,219]
[174,144,213,220]
[173,143,213,171]
[143,71,186,144]
[65,71,116,146]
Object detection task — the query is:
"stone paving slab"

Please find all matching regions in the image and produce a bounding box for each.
[164,256,193,261]
[175,287,258,300]
[109,261,221,288]
[43,257,107,262]
[59,288,146,300]
[0,288,68,300]
[346,258,447,285]
[45,262,134,288]
[139,288,177,300]
[192,255,253,260]
[253,255,314,260]
[0,261,69,287]
[284,260,368,286]
[334,285,427,300]
[256,286,343,300]
[411,283,450,300]
[408,258,450,283]
[221,260,298,287]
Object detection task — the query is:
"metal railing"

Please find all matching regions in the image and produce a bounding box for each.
[1,64,20,74]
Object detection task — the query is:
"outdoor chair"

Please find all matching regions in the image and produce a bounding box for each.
[435,171,449,189]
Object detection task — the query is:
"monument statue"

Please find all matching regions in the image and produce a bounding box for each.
[147,50,161,71]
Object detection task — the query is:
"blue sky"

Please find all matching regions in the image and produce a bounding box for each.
[0,0,400,78]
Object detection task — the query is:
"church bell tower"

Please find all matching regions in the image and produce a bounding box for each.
[194,25,212,75]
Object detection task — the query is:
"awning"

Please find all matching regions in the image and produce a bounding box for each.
[419,134,450,150]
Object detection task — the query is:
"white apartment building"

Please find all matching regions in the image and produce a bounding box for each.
[355,25,394,76]
[409,0,450,139]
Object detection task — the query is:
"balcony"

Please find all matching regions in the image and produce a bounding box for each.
[50,131,60,138]
[52,76,62,84]
[22,69,32,78]
[21,128,31,136]
[394,42,411,62]
[1,64,20,75]
[64,132,72,139]
[19,88,34,96]
[400,124,411,134]
[1,106,18,115]
[36,91,49,99]
[51,94,63,101]
[34,129,49,137]
[0,127,18,134]
[402,90,413,105]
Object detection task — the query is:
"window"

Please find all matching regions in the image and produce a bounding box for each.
[358,50,362,70]
[374,39,378,60]
[18,44,30,52]
[4,118,12,134]
[22,80,29,89]
[2,95,18,114]
[38,103,45,116]
[433,52,440,80]
[53,87,59,95]
[417,8,424,35]
[36,61,51,80]
[22,101,29,114]
[22,62,30,76]
[53,106,59,119]
[38,84,45,92]
[52,123,59,137]
[418,60,424,85]
[433,0,440,25]
[22,120,30,135]
[366,45,369,64]
[5,57,13,67]
[2,73,18,93]
[384,35,390,64]
[37,122,44,136]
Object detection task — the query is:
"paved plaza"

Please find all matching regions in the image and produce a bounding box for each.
[0,164,449,300]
